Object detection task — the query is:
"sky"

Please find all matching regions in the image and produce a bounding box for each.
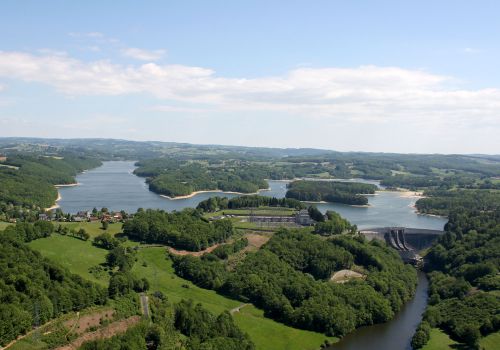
[0,0,499,154]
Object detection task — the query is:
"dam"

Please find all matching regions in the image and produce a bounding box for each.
[360,227,444,264]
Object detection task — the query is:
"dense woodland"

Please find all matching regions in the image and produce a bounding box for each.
[173,228,417,337]
[196,195,305,212]
[314,211,357,236]
[134,159,268,197]
[0,154,101,221]
[411,210,500,349]
[0,234,107,346]
[415,189,500,216]
[286,180,377,205]
[123,209,235,251]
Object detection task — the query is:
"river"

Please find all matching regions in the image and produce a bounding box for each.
[329,271,429,350]
[57,161,446,230]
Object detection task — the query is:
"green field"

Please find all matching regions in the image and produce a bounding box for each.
[133,247,336,349]
[0,221,12,230]
[233,304,338,350]
[422,328,458,350]
[57,221,123,238]
[423,328,500,350]
[29,235,335,350]
[29,234,110,286]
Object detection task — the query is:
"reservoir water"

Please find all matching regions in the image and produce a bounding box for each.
[58,161,446,230]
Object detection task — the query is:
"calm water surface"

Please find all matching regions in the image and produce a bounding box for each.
[58,161,446,230]
[329,272,429,350]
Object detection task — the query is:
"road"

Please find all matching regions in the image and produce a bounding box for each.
[230,303,250,315]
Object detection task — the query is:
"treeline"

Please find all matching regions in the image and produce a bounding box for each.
[286,180,377,205]
[196,195,305,212]
[412,210,500,349]
[415,189,500,216]
[0,154,101,219]
[314,211,357,236]
[123,209,235,251]
[173,228,417,337]
[79,296,255,350]
[0,235,107,346]
[135,159,268,197]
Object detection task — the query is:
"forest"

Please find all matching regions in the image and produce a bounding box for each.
[411,210,500,349]
[122,208,235,251]
[0,234,107,346]
[0,154,101,221]
[415,189,500,216]
[0,220,253,349]
[285,180,377,205]
[196,195,305,212]
[314,210,357,236]
[134,159,269,197]
[173,228,417,337]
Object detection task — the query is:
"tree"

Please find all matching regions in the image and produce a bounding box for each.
[102,221,109,231]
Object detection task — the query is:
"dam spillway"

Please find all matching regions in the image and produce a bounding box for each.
[360,227,444,264]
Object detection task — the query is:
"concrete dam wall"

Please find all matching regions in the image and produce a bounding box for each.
[360,227,444,263]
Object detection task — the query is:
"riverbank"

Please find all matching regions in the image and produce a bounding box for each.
[45,192,62,211]
[328,271,429,349]
[303,200,370,207]
[159,187,271,200]
[55,183,80,188]
[383,189,425,198]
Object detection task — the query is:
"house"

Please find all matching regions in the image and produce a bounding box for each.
[73,211,91,222]
[0,155,6,162]
[295,209,315,226]
[38,213,49,221]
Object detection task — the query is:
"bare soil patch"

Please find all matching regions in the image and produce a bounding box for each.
[330,269,365,283]
[244,233,270,251]
[64,309,114,335]
[56,315,141,350]
[168,244,221,257]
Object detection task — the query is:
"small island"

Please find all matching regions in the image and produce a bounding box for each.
[285,180,378,205]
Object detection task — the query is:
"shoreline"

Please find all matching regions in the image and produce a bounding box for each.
[160,187,271,200]
[45,182,79,211]
[302,200,370,207]
[383,189,425,199]
[55,183,79,187]
[45,192,62,211]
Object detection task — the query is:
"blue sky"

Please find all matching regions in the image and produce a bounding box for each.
[0,0,499,153]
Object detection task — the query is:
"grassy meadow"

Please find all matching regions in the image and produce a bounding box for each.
[422,328,500,350]
[28,234,109,286]
[27,224,335,350]
[0,221,12,230]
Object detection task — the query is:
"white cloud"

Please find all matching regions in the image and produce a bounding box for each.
[121,47,166,61]
[0,50,499,133]
[462,47,482,54]
[68,32,104,38]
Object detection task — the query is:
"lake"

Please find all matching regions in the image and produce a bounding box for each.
[58,161,446,230]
